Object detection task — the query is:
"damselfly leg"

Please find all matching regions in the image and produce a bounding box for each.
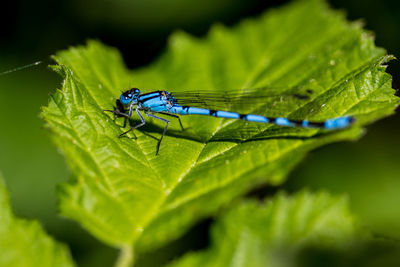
[146,113,170,155]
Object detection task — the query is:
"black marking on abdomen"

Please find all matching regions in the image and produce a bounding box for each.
[285,119,324,128]
[209,110,217,116]
[239,114,247,120]
[182,106,190,113]
[306,121,325,127]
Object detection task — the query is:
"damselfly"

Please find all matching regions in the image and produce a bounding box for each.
[105,88,355,155]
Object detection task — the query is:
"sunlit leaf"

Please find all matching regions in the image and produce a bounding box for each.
[41,0,398,255]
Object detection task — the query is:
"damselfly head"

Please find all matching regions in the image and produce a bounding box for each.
[120,88,141,105]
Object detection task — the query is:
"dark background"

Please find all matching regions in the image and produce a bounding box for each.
[1,0,399,266]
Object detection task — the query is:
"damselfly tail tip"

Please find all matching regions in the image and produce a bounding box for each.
[324,116,356,130]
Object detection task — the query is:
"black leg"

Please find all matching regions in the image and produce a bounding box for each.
[104,99,126,117]
[104,100,135,117]
[122,116,128,128]
[119,107,146,137]
[104,108,129,127]
[104,109,129,127]
[146,113,169,155]
[104,108,130,118]
[158,112,184,131]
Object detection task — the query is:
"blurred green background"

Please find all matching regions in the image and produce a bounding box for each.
[1,0,399,266]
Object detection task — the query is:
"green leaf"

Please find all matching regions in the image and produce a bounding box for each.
[41,0,398,254]
[168,191,358,267]
[0,172,75,267]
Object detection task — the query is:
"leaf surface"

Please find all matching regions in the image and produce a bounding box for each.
[41,0,398,252]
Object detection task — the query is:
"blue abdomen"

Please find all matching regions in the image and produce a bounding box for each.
[170,106,211,115]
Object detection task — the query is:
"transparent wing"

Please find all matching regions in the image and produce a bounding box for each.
[170,86,314,114]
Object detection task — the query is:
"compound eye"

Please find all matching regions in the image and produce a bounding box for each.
[120,94,131,105]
